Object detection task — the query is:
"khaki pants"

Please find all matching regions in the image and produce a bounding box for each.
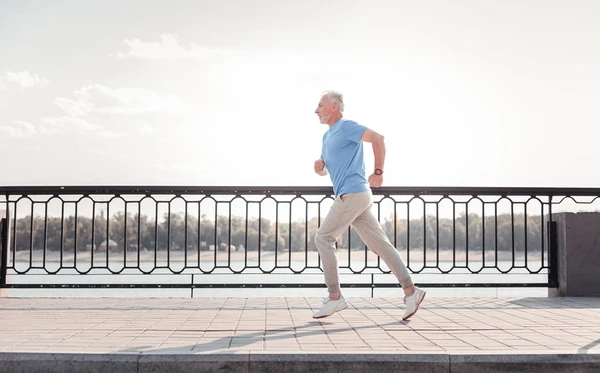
[315,190,413,293]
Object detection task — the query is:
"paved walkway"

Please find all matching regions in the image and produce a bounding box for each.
[0,297,599,372]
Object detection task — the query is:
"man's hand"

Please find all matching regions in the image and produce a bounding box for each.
[314,158,328,176]
[368,173,383,188]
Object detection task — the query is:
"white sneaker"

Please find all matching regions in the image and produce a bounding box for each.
[402,287,426,320]
[312,295,349,319]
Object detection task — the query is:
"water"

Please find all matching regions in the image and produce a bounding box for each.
[3,260,549,298]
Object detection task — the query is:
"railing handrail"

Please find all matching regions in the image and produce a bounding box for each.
[2,185,600,196]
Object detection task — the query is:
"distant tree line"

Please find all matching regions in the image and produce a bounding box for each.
[10,212,544,253]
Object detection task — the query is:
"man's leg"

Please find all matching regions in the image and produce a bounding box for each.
[352,207,413,289]
[314,194,369,296]
[351,195,426,320]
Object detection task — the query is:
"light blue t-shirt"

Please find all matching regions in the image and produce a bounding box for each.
[321,118,369,197]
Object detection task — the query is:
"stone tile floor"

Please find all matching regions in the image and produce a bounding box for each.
[0,297,599,354]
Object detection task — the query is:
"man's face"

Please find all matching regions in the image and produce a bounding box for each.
[315,96,335,124]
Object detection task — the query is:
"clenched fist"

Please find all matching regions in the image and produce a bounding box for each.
[368,173,383,188]
[314,158,328,176]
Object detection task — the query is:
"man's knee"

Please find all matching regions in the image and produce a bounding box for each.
[314,231,330,250]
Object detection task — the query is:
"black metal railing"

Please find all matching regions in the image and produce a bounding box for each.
[2,186,600,294]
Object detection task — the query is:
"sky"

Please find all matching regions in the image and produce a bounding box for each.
[1,0,599,188]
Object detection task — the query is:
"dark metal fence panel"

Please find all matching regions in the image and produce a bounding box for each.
[1,186,599,290]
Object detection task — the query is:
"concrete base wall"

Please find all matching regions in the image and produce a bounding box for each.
[549,212,600,297]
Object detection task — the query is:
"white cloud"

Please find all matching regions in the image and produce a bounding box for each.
[138,124,155,134]
[9,83,172,139]
[0,120,37,138]
[2,117,105,137]
[54,97,89,116]
[97,130,127,138]
[1,117,101,138]
[41,116,101,133]
[55,84,180,115]
[5,71,49,89]
[116,33,224,60]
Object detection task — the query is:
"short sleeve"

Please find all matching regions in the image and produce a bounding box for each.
[343,120,367,143]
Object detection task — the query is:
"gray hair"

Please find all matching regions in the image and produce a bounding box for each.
[322,90,344,113]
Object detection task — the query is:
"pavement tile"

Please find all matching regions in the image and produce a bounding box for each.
[0,296,599,355]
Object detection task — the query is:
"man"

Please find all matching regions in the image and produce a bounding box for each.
[312,90,425,320]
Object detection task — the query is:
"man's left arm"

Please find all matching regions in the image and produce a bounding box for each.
[360,128,385,188]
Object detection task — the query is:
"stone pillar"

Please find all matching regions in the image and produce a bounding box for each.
[549,212,600,297]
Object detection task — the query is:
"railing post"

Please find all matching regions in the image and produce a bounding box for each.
[0,218,8,287]
[547,221,558,288]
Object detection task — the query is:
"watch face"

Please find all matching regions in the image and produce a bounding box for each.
[375,169,382,175]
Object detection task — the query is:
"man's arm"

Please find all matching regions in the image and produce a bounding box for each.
[360,128,385,173]
[314,158,328,176]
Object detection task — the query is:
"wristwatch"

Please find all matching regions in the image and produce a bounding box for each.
[374,169,384,175]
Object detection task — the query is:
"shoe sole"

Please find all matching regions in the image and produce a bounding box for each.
[312,302,349,319]
[402,292,426,321]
